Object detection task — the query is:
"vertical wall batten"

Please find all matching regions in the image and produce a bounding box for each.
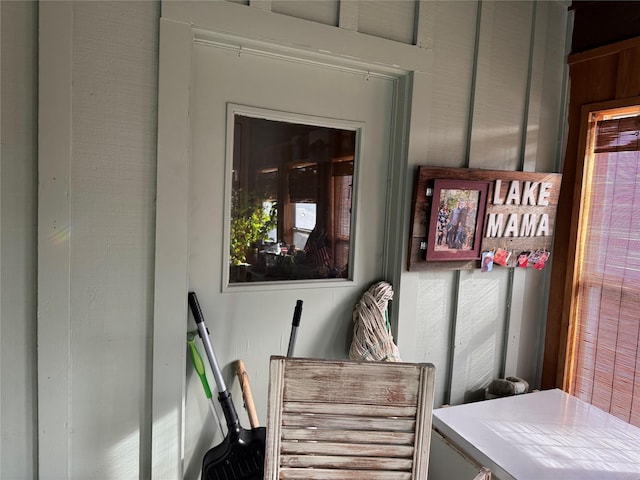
[502,1,536,381]
[38,3,73,478]
[0,1,3,468]
[338,0,358,31]
[383,74,414,326]
[534,6,571,385]
[271,1,338,29]
[555,10,573,173]
[446,0,482,405]
[0,2,39,478]
[500,268,515,379]
[357,1,415,45]
[152,16,192,480]
[0,1,3,465]
[444,270,461,405]
[518,2,537,173]
[249,0,271,12]
[465,0,483,168]
[414,0,430,49]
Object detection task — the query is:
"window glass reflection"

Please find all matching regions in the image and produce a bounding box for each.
[229,115,356,283]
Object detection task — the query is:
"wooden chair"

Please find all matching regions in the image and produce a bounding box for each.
[264,356,436,480]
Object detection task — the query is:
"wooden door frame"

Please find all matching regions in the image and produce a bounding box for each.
[542,35,640,390]
[152,2,430,476]
[555,98,640,394]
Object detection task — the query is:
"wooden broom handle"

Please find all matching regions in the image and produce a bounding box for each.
[235,359,260,428]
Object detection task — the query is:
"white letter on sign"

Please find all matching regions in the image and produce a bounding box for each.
[505,181,521,205]
[538,182,552,206]
[522,182,538,206]
[485,214,504,237]
[520,214,537,237]
[504,213,519,237]
[493,180,505,205]
[535,214,550,236]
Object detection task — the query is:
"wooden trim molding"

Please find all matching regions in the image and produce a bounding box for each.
[558,103,597,393]
[568,36,640,65]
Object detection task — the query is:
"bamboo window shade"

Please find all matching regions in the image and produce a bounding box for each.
[571,114,640,427]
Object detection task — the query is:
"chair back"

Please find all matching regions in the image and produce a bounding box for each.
[264,356,436,479]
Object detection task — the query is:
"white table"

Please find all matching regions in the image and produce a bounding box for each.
[431,389,640,479]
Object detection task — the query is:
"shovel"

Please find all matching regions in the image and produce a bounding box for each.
[188,291,266,480]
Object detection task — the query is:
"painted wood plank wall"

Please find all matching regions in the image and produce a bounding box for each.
[2,0,569,478]
[399,0,569,406]
[37,2,159,478]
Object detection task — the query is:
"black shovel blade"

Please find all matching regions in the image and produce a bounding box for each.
[202,426,266,480]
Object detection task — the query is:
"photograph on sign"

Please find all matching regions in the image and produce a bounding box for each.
[426,179,489,261]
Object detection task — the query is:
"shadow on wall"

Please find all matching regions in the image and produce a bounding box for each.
[464,388,488,403]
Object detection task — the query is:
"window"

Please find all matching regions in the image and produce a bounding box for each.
[567,107,640,427]
[228,111,357,284]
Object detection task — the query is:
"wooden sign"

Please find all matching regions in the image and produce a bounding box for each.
[408,166,562,271]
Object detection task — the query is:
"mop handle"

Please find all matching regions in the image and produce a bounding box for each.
[188,292,227,393]
[286,300,303,357]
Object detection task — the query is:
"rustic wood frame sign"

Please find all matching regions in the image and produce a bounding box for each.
[408,166,562,271]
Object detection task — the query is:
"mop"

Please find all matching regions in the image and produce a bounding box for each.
[349,281,401,362]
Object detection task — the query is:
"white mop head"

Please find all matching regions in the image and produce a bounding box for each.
[349,281,401,362]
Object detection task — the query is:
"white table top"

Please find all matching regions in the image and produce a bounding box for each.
[432,389,640,480]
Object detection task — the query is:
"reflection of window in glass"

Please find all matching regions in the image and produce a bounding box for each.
[229,114,357,284]
[333,175,352,271]
[293,203,316,250]
[263,201,278,242]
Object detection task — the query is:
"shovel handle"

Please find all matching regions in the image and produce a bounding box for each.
[292,300,303,327]
[235,359,260,428]
[188,292,243,435]
[286,300,303,357]
[188,292,227,392]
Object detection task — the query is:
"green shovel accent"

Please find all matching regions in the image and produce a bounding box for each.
[187,332,225,435]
